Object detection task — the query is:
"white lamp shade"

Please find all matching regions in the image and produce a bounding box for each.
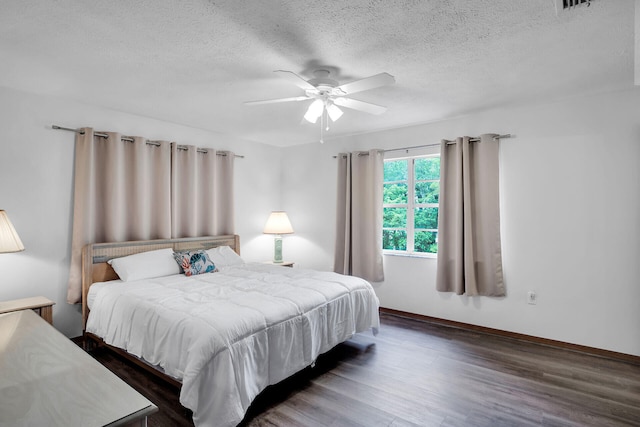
[0,210,25,253]
[303,99,324,124]
[326,103,343,122]
[263,211,294,235]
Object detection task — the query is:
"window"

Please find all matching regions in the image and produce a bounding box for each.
[383,155,440,255]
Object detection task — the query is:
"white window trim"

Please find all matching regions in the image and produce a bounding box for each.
[383,148,440,258]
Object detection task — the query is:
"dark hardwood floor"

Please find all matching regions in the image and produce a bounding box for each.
[86,312,640,426]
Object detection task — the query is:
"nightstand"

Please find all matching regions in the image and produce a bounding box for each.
[265,261,294,268]
[0,296,55,325]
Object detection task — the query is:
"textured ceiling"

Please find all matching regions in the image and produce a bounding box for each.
[0,0,635,146]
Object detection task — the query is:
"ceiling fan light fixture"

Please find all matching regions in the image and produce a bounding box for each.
[326,103,343,122]
[245,69,395,142]
[304,99,324,123]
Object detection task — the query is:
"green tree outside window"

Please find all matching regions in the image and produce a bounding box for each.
[382,156,440,254]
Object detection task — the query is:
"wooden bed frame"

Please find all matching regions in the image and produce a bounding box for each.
[81,235,240,387]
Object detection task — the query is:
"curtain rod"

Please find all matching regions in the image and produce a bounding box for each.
[389,134,511,153]
[333,134,512,158]
[52,125,244,158]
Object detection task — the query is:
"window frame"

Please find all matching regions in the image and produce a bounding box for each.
[383,150,440,258]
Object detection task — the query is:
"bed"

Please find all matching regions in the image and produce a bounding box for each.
[81,235,380,427]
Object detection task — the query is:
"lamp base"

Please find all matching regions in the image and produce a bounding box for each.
[273,235,283,263]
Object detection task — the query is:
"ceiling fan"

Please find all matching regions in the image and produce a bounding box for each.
[245,69,395,142]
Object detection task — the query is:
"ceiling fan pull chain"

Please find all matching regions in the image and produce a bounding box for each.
[325,106,330,131]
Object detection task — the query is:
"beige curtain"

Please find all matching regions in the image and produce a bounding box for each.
[436,134,504,296]
[67,129,235,304]
[67,129,172,303]
[171,145,235,237]
[334,149,384,282]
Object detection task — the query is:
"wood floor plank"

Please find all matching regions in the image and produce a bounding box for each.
[84,312,640,426]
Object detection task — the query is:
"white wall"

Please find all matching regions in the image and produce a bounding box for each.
[282,88,640,357]
[0,86,281,338]
[2,85,638,357]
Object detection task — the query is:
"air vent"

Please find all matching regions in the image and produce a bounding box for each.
[555,0,594,14]
[563,0,590,8]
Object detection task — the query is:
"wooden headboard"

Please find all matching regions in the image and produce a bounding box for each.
[81,234,240,330]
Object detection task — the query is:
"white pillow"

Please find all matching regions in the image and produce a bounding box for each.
[108,248,181,282]
[206,245,245,267]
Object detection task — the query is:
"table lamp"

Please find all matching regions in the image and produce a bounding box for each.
[0,210,24,253]
[263,211,293,263]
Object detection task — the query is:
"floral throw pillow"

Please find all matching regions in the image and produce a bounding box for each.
[173,250,218,277]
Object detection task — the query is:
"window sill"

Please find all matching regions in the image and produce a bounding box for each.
[383,251,437,260]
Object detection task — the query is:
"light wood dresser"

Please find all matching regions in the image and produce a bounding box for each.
[0,309,157,426]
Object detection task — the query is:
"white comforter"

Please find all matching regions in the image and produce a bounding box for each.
[86,263,380,427]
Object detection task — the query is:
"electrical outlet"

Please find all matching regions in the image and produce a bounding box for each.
[527,291,537,305]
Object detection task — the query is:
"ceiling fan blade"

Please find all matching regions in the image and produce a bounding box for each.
[333,72,395,96]
[244,96,309,106]
[274,70,317,91]
[333,97,387,115]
